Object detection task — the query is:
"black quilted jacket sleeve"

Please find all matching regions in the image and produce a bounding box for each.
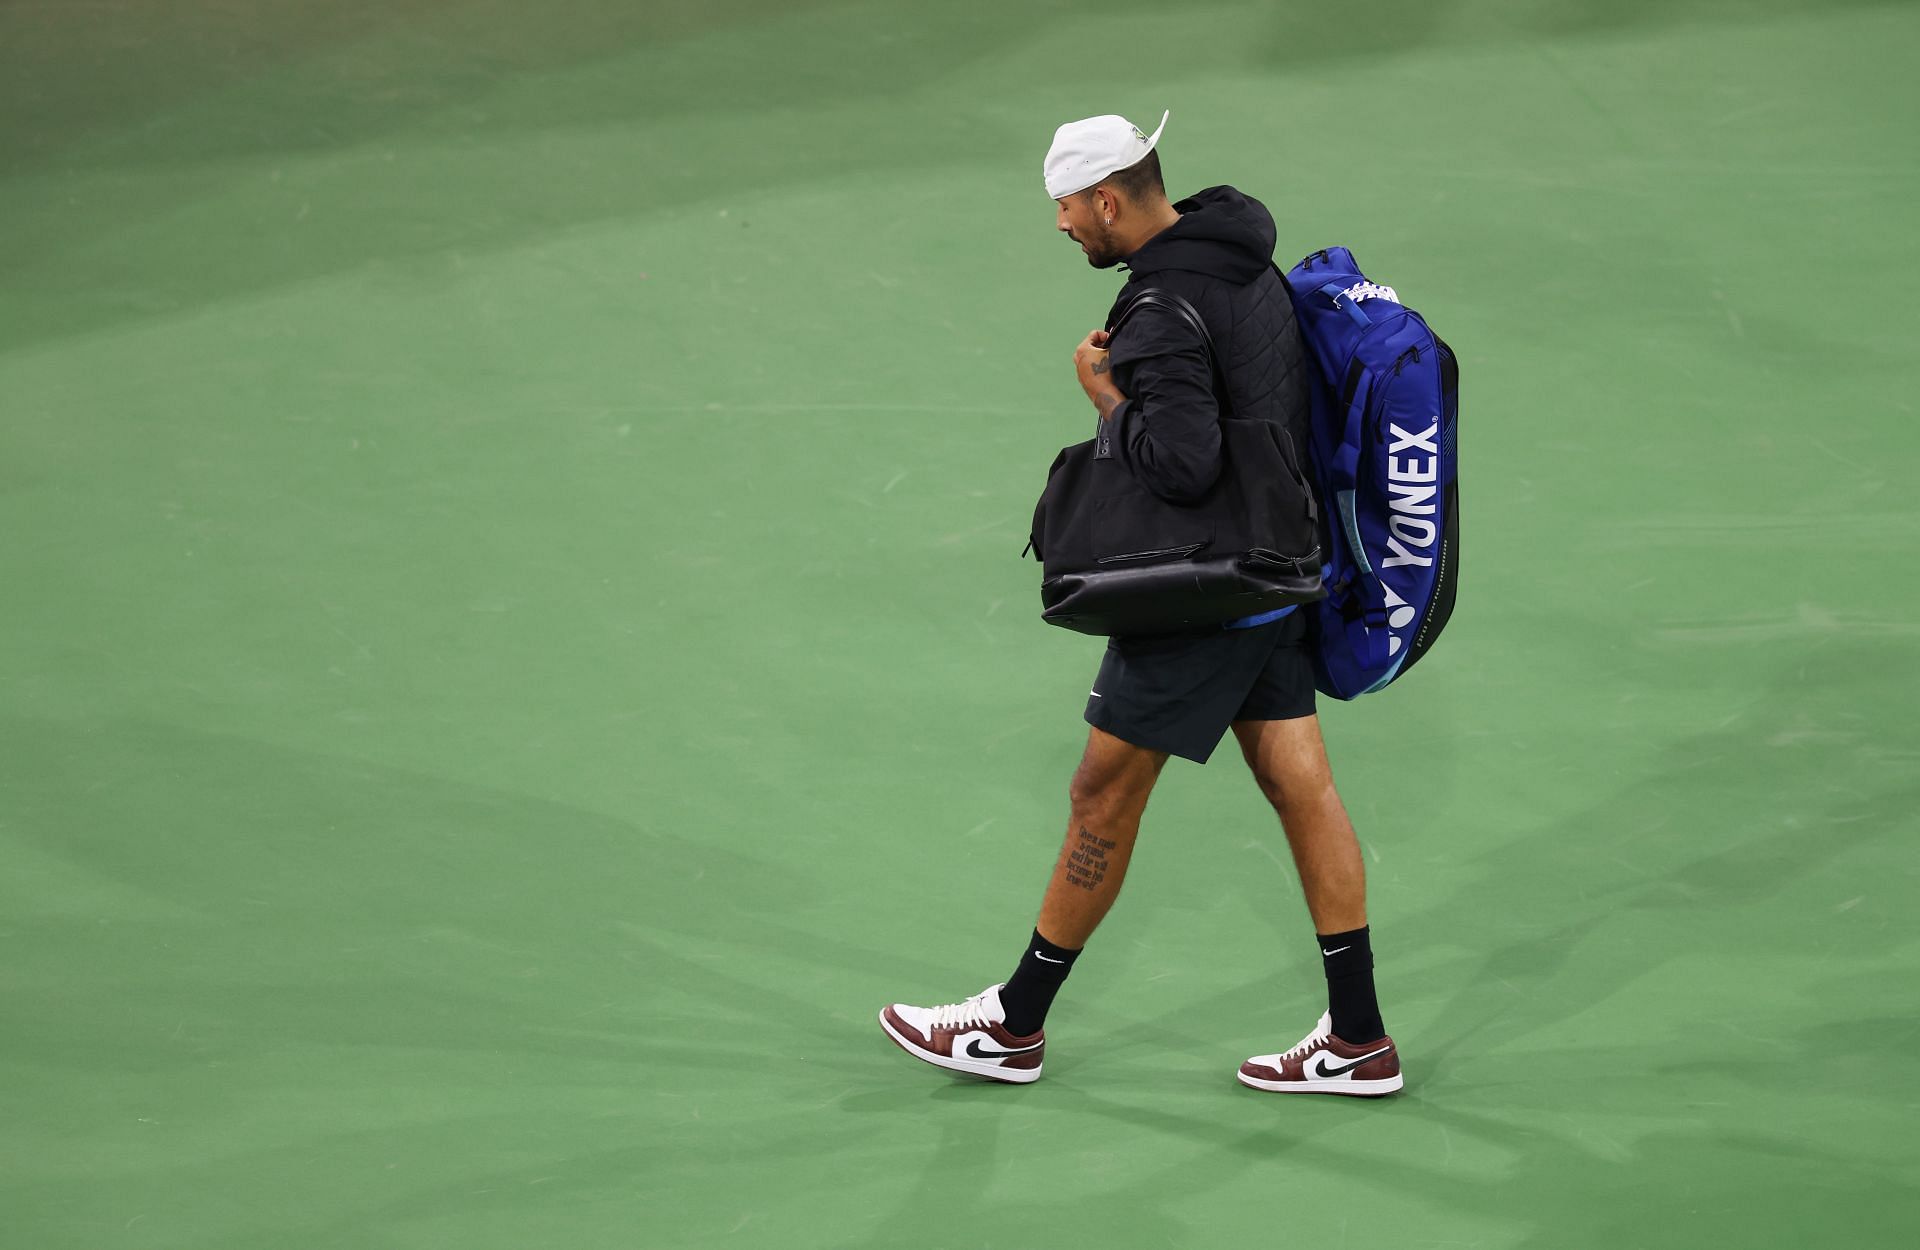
[1104,303,1222,505]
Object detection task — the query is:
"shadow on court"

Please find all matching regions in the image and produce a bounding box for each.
[812,631,1915,1243]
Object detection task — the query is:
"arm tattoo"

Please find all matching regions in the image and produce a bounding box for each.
[1063,827,1117,891]
[1092,357,1110,376]
[1094,388,1124,420]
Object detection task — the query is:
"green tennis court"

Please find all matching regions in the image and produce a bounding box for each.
[4,1,1916,1245]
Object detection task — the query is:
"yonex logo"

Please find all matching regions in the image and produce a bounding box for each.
[1339,280,1401,306]
[1378,418,1441,657]
[1382,420,1440,574]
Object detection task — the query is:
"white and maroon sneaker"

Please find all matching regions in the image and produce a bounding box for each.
[878,984,1044,1083]
[1237,1011,1403,1096]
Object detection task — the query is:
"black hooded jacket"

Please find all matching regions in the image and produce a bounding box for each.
[1100,185,1311,504]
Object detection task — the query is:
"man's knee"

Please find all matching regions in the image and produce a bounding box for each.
[1263,776,1343,827]
[1249,768,1290,810]
[1068,731,1164,820]
[1234,717,1338,817]
[1067,765,1122,817]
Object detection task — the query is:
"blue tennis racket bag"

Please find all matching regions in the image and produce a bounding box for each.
[1282,247,1460,699]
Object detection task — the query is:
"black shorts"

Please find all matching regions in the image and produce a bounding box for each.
[1084,610,1317,765]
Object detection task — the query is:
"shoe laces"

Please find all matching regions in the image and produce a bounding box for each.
[1281,1016,1333,1061]
[927,988,997,1031]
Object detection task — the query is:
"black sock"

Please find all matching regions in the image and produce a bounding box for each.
[1317,926,1385,1042]
[998,928,1080,1035]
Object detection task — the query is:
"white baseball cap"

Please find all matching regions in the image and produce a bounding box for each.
[1043,109,1169,200]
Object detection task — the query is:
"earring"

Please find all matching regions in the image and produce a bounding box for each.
[1104,217,1113,224]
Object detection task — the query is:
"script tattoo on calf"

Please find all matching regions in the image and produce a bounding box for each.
[1063,827,1118,891]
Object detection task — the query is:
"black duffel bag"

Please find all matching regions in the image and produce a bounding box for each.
[1025,291,1324,636]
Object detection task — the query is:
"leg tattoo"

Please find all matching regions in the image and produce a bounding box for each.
[1063,827,1117,891]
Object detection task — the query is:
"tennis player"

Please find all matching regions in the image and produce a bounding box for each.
[878,111,1402,1096]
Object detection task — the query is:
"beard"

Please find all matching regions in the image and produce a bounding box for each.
[1074,220,1125,269]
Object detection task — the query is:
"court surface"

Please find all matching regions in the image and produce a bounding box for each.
[3,1,1917,1246]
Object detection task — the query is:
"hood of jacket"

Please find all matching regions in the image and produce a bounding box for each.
[1122,184,1276,285]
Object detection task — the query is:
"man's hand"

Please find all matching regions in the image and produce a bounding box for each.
[1074,329,1127,420]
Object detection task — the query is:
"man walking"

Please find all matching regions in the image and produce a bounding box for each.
[878,111,1402,1096]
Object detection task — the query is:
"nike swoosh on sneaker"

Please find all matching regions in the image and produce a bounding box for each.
[964,1038,1044,1060]
[1305,1045,1393,1079]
